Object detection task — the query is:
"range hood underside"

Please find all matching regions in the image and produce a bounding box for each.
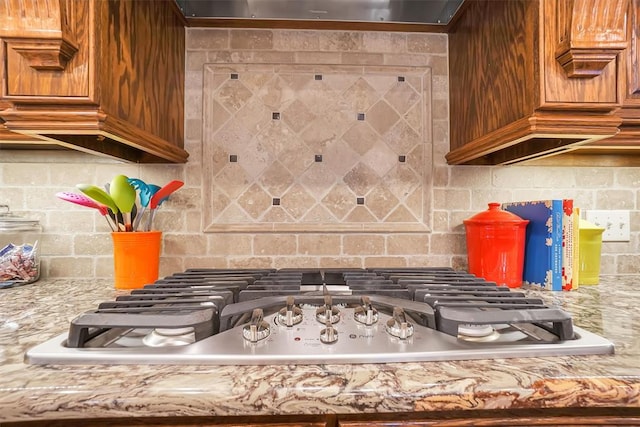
[176,0,465,24]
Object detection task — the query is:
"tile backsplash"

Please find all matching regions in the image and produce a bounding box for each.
[1,28,639,280]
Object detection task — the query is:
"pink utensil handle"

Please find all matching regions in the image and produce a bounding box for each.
[56,192,117,231]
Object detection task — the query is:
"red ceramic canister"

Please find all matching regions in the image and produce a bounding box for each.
[463,202,529,288]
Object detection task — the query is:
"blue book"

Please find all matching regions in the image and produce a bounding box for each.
[501,200,564,291]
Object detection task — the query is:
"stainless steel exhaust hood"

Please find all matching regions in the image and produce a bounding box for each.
[176,0,465,25]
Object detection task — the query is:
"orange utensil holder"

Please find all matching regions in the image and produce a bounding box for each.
[111,231,162,290]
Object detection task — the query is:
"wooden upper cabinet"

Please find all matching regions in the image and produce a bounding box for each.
[446,0,638,165]
[0,0,189,163]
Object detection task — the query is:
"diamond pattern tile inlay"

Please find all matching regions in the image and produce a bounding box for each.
[203,64,432,233]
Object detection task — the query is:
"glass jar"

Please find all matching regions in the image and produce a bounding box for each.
[0,205,42,288]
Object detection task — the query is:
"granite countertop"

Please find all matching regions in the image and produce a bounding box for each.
[0,276,639,422]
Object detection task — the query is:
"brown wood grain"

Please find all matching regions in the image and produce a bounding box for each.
[447,0,628,165]
[97,0,185,151]
[448,0,540,152]
[0,0,187,162]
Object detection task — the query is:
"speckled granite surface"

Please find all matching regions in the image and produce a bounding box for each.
[0,276,639,422]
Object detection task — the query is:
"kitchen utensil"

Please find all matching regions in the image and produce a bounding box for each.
[55,192,116,231]
[109,175,136,232]
[76,184,119,214]
[145,180,183,231]
[127,178,154,231]
[135,184,161,231]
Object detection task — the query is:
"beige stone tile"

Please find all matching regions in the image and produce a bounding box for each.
[163,233,207,256]
[318,257,363,268]
[282,185,317,220]
[95,255,115,279]
[432,210,449,233]
[434,188,471,210]
[273,256,321,268]
[47,256,94,278]
[342,122,379,155]
[340,52,385,65]
[616,168,640,187]
[207,234,252,255]
[387,233,429,255]
[73,233,113,256]
[237,184,272,220]
[367,100,400,135]
[449,166,491,188]
[344,162,380,196]
[407,34,447,54]
[262,206,296,222]
[228,257,275,268]
[273,30,320,50]
[159,256,185,277]
[343,234,385,255]
[2,163,49,185]
[345,206,377,223]
[298,234,341,255]
[254,234,297,255]
[294,51,342,64]
[324,141,360,177]
[230,30,273,50]
[363,256,407,267]
[187,29,229,50]
[366,186,400,220]
[430,232,467,255]
[363,32,407,53]
[302,204,340,223]
[186,51,207,71]
[259,162,295,196]
[385,205,420,222]
[595,189,635,210]
[319,32,364,51]
[383,120,422,155]
[253,51,296,63]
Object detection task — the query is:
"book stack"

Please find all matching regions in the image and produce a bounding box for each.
[501,200,579,291]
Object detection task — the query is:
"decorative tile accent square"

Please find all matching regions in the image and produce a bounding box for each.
[231,73,239,80]
[202,64,433,233]
[230,154,238,162]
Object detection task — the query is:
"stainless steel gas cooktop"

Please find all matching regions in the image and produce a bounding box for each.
[26,268,614,365]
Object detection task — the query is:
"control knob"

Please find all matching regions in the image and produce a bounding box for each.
[320,317,338,344]
[386,307,414,339]
[278,296,303,327]
[242,308,270,342]
[316,294,340,324]
[354,296,378,325]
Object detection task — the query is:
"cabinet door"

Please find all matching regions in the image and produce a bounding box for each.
[2,0,92,101]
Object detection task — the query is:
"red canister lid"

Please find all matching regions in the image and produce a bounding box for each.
[463,202,528,225]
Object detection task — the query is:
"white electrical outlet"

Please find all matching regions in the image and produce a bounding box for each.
[585,210,631,242]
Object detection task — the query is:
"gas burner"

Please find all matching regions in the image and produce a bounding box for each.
[143,327,196,347]
[25,267,615,365]
[457,324,495,337]
[457,324,499,342]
